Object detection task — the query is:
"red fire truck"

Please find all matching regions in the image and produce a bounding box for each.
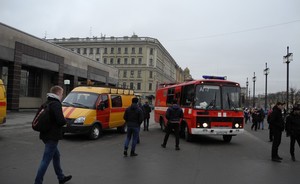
[154,75,244,143]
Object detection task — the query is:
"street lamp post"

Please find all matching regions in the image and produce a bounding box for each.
[263,63,270,111]
[283,46,293,112]
[246,78,249,107]
[249,88,251,105]
[252,72,256,108]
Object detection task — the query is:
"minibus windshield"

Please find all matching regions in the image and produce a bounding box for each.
[62,92,99,109]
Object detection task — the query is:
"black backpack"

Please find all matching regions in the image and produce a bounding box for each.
[32,101,54,132]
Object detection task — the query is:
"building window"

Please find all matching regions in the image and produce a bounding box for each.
[118,47,121,54]
[131,58,135,65]
[117,58,121,64]
[124,58,128,65]
[130,70,134,78]
[90,48,93,54]
[137,83,141,90]
[104,58,107,64]
[149,71,153,78]
[123,82,126,88]
[111,47,114,54]
[77,48,80,54]
[96,48,100,54]
[83,48,87,54]
[124,47,128,54]
[149,59,153,66]
[20,68,42,97]
[130,82,134,90]
[149,83,152,91]
[138,58,142,65]
[96,58,99,61]
[132,47,135,54]
[150,48,153,55]
[123,70,127,78]
[110,58,114,65]
[1,66,8,88]
[104,48,107,54]
[139,47,142,54]
[137,70,141,78]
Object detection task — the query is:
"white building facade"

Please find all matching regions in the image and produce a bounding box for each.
[48,35,185,101]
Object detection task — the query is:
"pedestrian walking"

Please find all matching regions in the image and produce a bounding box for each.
[137,101,143,144]
[123,97,144,156]
[244,108,250,124]
[269,102,285,162]
[142,101,152,131]
[267,109,273,142]
[285,104,300,161]
[34,86,72,184]
[258,108,265,130]
[161,99,183,150]
[251,108,259,131]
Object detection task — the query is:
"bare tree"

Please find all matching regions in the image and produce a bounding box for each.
[264,88,300,110]
[290,87,296,105]
[294,89,300,104]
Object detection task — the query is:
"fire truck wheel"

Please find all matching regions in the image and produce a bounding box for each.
[89,124,102,140]
[223,135,232,143]
[184,125,193,142]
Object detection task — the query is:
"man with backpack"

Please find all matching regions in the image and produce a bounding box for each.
[34,86,72,184]
[161,99,184,150]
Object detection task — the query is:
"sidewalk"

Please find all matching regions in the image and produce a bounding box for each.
[2,110,37,128]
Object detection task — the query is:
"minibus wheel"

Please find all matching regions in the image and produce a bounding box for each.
[117,124,127,133]
[89,124,102,140]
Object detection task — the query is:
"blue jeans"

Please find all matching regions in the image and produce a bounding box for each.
[35,140,64,184]
[260,121,264,129]
[124,127,139,152]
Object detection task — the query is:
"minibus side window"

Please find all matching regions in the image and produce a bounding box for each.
[111,95,122,107]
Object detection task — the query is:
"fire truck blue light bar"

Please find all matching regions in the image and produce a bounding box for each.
[202,75,227,80]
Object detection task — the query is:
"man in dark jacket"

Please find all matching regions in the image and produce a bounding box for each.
[285,104,300,161]
[34,86,72,184]
[161,99,184,150]
[142,101,152,131]
[267,109,273,142]
[270,102,285,162]
[251,108,260,131]
[123,97,144,156]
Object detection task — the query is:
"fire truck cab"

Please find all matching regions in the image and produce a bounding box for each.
[154,76,244,143]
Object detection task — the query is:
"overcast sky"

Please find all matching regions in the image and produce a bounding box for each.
[1,0,299,95]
